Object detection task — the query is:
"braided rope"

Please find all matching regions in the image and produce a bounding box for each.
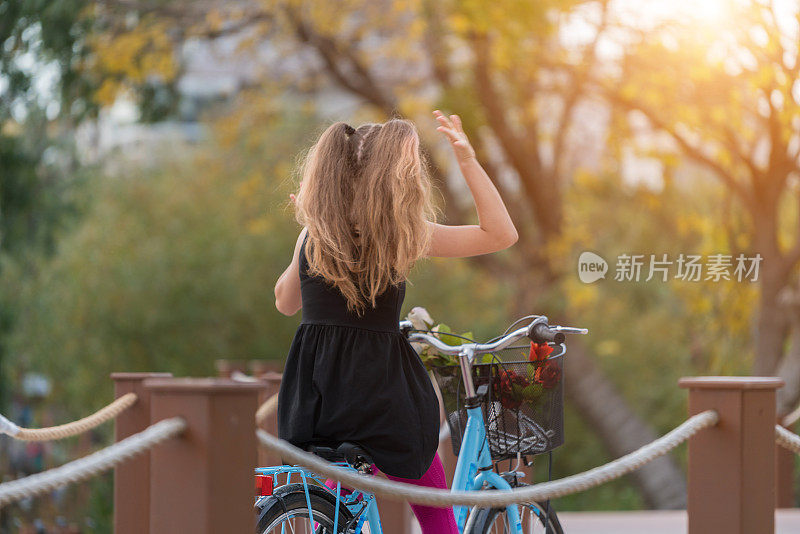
[0,417,186,507]
[0,393,138,441]
[782,403,800,428]
[776,424,800,455]
[257,409,718,507]
[256,393,279,425]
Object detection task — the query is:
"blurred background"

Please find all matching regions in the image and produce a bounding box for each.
[1,0,799,530]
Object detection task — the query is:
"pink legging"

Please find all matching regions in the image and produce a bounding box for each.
[324,452,458,534]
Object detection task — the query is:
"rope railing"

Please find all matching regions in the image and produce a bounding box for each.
[782,403,800,428]
[776,424,800,456]
[0,393,138,442]
[256,409,719,507]
[0,417,186,507]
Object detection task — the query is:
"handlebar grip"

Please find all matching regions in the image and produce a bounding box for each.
[528,323,566,344]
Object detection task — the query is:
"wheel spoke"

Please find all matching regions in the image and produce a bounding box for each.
[261,508,336,534]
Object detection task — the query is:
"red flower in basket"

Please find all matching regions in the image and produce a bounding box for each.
[538,361,561,389]
[529,341,554,383]
[529,341,553,362]
[493,369,529,410]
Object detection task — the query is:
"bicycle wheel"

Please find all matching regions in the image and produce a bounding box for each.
[465,499,563,534]
[256,483,354,533]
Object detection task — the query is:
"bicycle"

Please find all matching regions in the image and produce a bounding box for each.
[255,314,587,533]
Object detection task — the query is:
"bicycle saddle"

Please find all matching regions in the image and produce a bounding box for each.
[305,441,374,470]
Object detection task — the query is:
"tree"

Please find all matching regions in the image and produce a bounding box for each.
[1,0,99,417]
[601,0,800,415]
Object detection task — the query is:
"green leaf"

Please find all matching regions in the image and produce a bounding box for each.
[521,383,544,402]
[435,323,467,346]
[511,383,527,400]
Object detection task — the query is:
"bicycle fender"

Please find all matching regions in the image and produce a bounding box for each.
[255,482,353,526]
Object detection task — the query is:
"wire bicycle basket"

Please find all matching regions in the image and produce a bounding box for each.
[432,344,566,460]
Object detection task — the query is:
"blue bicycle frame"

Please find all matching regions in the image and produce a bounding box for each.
[448,344,525,533]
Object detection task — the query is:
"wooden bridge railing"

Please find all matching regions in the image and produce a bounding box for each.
[111,372,791,534]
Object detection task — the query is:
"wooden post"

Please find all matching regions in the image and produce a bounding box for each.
[145,378,262,534]
[679,376,784,534]
[216,362,274,466]
[776,423,796,508]
[112,372,172,534]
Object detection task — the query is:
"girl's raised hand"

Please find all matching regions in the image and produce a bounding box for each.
[433,110,476,163]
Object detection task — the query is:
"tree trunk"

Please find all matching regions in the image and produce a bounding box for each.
[775,284,800,417]
[752,249,790,376]
[754,295,788,376]
[564,339,688,509]
[777,335,800,417]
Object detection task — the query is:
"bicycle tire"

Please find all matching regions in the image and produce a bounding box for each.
[465,497,563,534]
[256,483,354,533]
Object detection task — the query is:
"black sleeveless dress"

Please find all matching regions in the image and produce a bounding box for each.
[277,234,440,479]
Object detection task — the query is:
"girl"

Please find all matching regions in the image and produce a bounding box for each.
[274,110,518,533]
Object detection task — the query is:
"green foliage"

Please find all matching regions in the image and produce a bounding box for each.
[2,110,313,410]
[86,473,113,532]
[0,0,98,123]
[0,110,91,414]
[0,116,90,257]
[406,256,516,342]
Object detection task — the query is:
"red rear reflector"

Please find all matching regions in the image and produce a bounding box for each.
[255,475,274,497]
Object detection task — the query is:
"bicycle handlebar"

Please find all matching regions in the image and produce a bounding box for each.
[399,316,588,356]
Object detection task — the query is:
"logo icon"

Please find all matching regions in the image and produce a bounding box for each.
[578,251,608,283]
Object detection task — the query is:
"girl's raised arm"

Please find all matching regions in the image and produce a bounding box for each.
[426,111,518,258]
[274,226,308,316]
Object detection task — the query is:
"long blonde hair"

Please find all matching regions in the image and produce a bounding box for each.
[293,118,440,316]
